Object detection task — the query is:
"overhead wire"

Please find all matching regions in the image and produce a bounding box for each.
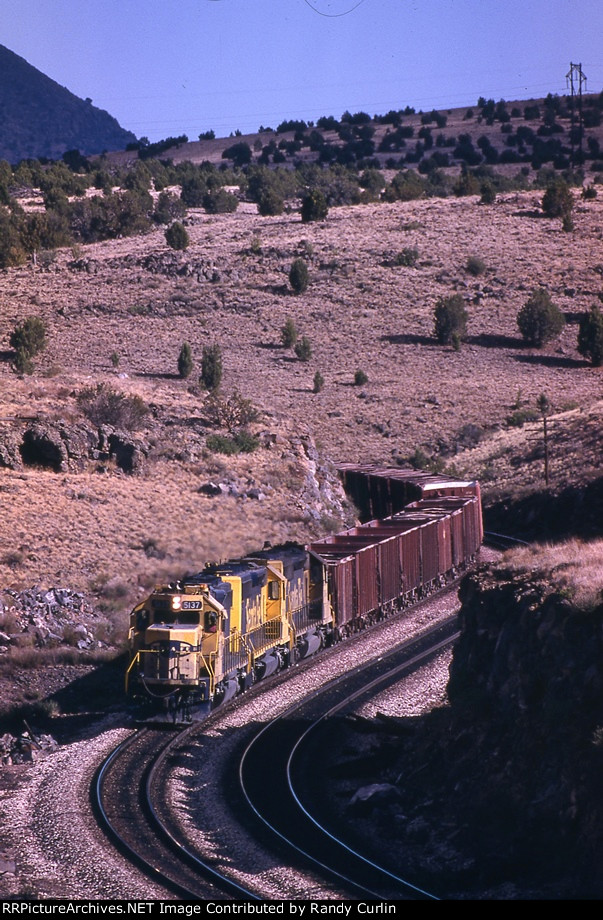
[302,0,368,17]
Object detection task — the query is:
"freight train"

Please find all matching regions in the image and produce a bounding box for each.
[126,468,483,721]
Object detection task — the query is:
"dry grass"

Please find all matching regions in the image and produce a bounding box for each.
[501,538,603,611]
[1,188,603,601]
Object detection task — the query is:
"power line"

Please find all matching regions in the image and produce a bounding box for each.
[302,0,368,17]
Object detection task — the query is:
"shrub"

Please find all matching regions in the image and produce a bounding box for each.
[200,344,222,391]
[506,407,540,427]
[542,180,573,218]
[205,433,238,455]
[10,316,47,358]
[480,181,496,204]
[13,348,34,375]
[202,189,239,214]
[394,248,418,267]
[433,295,468,344]
[466,255,486,276]
[294,336,312,361]
[517,288,565,347]
[165,221,189,251]
[177,342,193,379]
[221,142,252,167]
[153,191,187,224]
[281,318,298,348]
[203,390,259,433]
[577,304,603,366]
[582,185,598,200]
[77,384,149,429]
[289,258,309,294]
[257,188,284,216]
[206,430,259,455]
[301,189,328,222]
[354,369,368,385]
[313,371,324,393]
[110,352,120,369]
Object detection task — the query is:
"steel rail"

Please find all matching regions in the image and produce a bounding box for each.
[92,726,259,900]
[144,728,261,901]
[285,630,458,902]
[238,619,458,901]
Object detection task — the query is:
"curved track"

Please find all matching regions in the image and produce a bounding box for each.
[238,618,459,900]
[93,726,259,900]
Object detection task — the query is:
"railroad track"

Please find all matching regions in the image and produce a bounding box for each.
[93,543,513,900]
[92,726,259,900]
[238,617,459,900]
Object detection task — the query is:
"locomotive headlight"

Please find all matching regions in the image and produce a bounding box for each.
[172,596,182,611]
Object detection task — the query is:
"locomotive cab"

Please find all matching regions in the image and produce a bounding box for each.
[127,582,225,716]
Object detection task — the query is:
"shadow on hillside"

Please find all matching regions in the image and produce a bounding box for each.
[256,342,282,350]
[382,333,435,346]
[135,371,180,380]
[0,349,14,363]
[511,208,543,218]
[0,653,130,740]
[512,353,587,369]
[466,333,524,349]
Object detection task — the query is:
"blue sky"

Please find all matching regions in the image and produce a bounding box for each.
[3,0,603,142]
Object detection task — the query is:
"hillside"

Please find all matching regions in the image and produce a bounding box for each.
[0,44,136,163]
[1,184,603,601]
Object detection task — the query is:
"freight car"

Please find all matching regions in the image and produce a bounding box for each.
[126,470,482,721]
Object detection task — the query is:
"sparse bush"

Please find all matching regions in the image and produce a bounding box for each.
[203,390,259,433]
[200,344,222,391]
[577,303,603,366]
[466,255,486,276]
[294,336,312,361]
[257,188,284,216]
[480,181,496,204]
[221,141,252,167]
[517,288,565,347]
[394,248,418,267]
[433,294,468,344]
[289,258,309,293]
[542,180,573,219]
[202,188,239,214]
[153,191,187,225]
[205,433,239,455]
[313,371,324,393]
[354,369,368,386]
[110,352,120,369]
[165,221,189,251]
[13,348,34,375]
[77,384,149,429]
[301,189,328,222]
[582,185,598,200]
[10,316,47,359]
[281,318,298,348]
[178,342,193,379]
[206,430,259,455]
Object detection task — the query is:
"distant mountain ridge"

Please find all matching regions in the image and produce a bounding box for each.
[0,44,136,163]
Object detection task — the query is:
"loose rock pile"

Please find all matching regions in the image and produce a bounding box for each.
[0,587,105,651]
[0,730,57,765]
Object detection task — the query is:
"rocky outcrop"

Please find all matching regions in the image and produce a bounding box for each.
[0,587,105,651]
[450,568,603,719]
[0,420,148,474]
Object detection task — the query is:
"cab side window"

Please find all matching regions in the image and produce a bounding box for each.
[268,581,280,600]
[204,610,218,632]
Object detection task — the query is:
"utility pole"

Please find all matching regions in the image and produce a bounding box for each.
[536,394,551,487]
[566,62,587,168]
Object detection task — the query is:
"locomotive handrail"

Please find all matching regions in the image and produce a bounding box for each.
[125,651,139,694]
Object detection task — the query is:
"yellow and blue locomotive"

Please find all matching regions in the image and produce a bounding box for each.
[127,468,483,722]
[126,544,332,721]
